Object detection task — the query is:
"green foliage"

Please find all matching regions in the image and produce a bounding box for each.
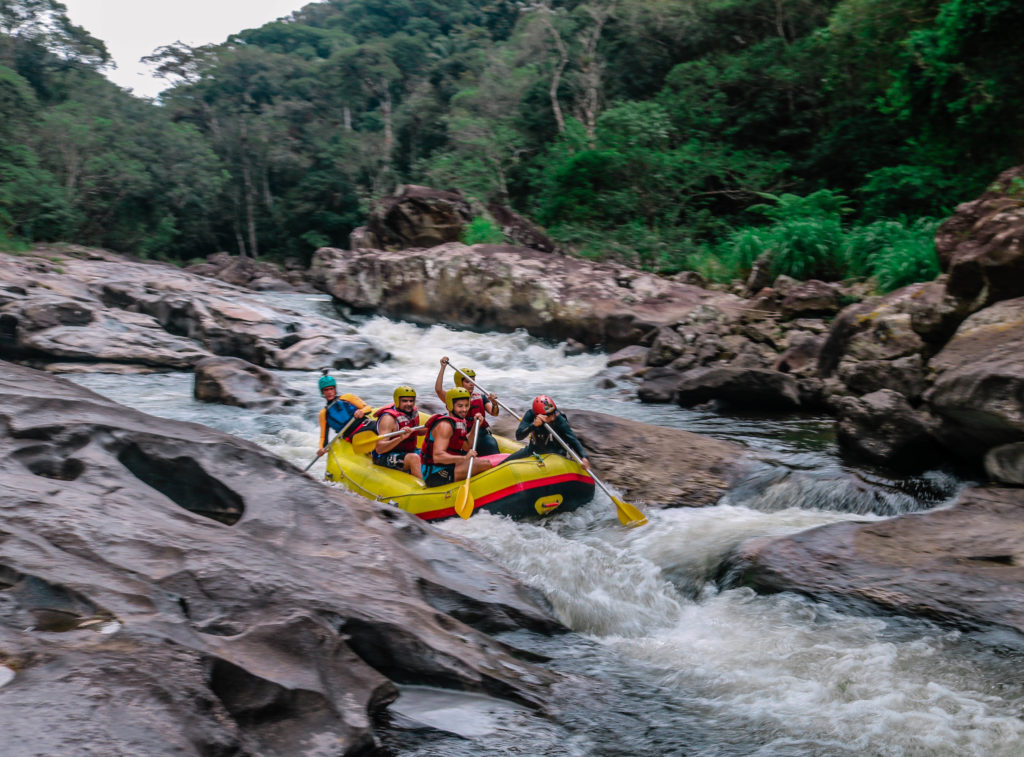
[846,217,941,292]
[461,217,506,245]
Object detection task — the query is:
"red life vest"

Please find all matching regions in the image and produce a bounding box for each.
[374,404,420,453]
[469,391,490,429]
[420,413,469,466]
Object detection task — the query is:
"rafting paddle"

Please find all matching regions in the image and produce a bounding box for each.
[454,416,481,520]
[302,411,366,472]
[350,425,425,456]
[444,361,648,528]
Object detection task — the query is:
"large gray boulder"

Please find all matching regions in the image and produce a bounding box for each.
[193,356,302,409]
[925,297,1024,451]
[0,361,562,755]
[367,185,472,249]
[936,165,1024,310]
[733,486,1024,638]
[0,248,386,371]
[310,243,742,351]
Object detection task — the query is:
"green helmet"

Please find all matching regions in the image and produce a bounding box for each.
[393,385,416,405]
[445,387,472,411]
[453,367,476,387]
[318,371,337,391]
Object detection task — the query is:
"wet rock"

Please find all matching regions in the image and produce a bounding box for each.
[0,361,563,755]
[925,297,1024,453]
[637,366,683,403]
[773,333,824,376]
[310,243,742,351]
[606,344,648,368]
[936,165,1024,310]
[194,356,302,409]
[645,326,687,367]
[674,366,801,410]
[733,486,1024,638]
[568,409,746,508]
[367,185,472,249]
[779,279,841,320]
[985,443,1024,485]
[0,248,387,372]
[562,338,587,357]
[745,253,773,294]
[836,354,926,400]
[349,225,380,250]
[835,389,942,469]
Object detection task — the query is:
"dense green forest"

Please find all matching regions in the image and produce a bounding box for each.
[2,0,1022,290]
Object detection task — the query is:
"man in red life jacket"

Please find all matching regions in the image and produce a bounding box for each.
[433,356,500,455]
[372,385,424,480]
[421,387,495,488]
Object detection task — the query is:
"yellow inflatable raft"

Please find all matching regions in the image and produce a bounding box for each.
[323,416,595,521]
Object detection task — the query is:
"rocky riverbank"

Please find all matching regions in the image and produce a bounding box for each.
[0,361,565,754]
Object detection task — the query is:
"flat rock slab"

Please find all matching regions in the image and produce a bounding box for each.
[0,360,562,756]
[734,486,1024,639]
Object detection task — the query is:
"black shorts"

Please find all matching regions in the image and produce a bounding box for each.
[423,463,455,488]
[373,451,409,471]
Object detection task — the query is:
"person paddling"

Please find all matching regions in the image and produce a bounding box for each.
[504,394,590,469]
[434,356,500,455]
[371,385,424,480]
[421,387,495,487]
[316,370,371,458]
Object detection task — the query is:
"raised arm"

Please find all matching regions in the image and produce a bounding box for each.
[434,355,449,402]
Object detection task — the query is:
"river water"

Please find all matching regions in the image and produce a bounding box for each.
[68,294,1024,756]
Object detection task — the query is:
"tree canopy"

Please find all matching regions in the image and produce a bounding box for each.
[2,0,1020,289]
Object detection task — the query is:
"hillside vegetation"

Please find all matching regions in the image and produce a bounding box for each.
[2,0,1022,291]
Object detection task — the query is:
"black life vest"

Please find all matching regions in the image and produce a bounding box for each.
[420,413,469,466]
[374,404,420,453]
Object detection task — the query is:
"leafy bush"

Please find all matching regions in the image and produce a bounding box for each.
[461,217,506,245]
[862,218,941,292]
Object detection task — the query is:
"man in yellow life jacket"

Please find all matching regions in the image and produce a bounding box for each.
[372,385,424,480]
[421,387,495,488]
[316,371,370,458]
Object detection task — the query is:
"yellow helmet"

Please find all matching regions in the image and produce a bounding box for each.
[453,367,476,386]
[445,387,472,411]
[393,385,416,405]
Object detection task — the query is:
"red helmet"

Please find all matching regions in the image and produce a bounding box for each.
[532,395,557,415]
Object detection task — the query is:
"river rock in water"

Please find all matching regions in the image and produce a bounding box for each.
[732,485,1024,640]
[0,360,563,756]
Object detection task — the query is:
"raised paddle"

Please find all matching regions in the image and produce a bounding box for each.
[454,416,482,520]
[443,361,648,528]
[350,425,426,456]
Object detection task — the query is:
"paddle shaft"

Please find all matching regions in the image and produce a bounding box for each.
[303,408,364,471]
[464,416,481,480]
[375,424,425,441]
[444,361,639,519]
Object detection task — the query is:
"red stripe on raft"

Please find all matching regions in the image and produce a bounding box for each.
[417,472,593,520]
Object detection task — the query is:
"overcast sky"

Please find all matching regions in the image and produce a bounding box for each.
[61,0,323,98]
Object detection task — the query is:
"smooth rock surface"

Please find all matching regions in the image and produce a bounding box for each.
[0,361,563,756]
[734,486,1024,639]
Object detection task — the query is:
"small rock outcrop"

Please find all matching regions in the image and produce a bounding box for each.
[367,185,472,249]
[193,356,302,409]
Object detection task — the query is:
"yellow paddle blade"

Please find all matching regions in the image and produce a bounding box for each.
[613,496,648,528]
[454,482,474,520]
[349,430,378,455]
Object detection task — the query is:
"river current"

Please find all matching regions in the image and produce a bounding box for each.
[68,294,1024,756]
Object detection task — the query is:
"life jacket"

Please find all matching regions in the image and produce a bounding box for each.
[325,398,362,437]
[468,391,490,429]
[373,404,420,453]
[420,413,470,467]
